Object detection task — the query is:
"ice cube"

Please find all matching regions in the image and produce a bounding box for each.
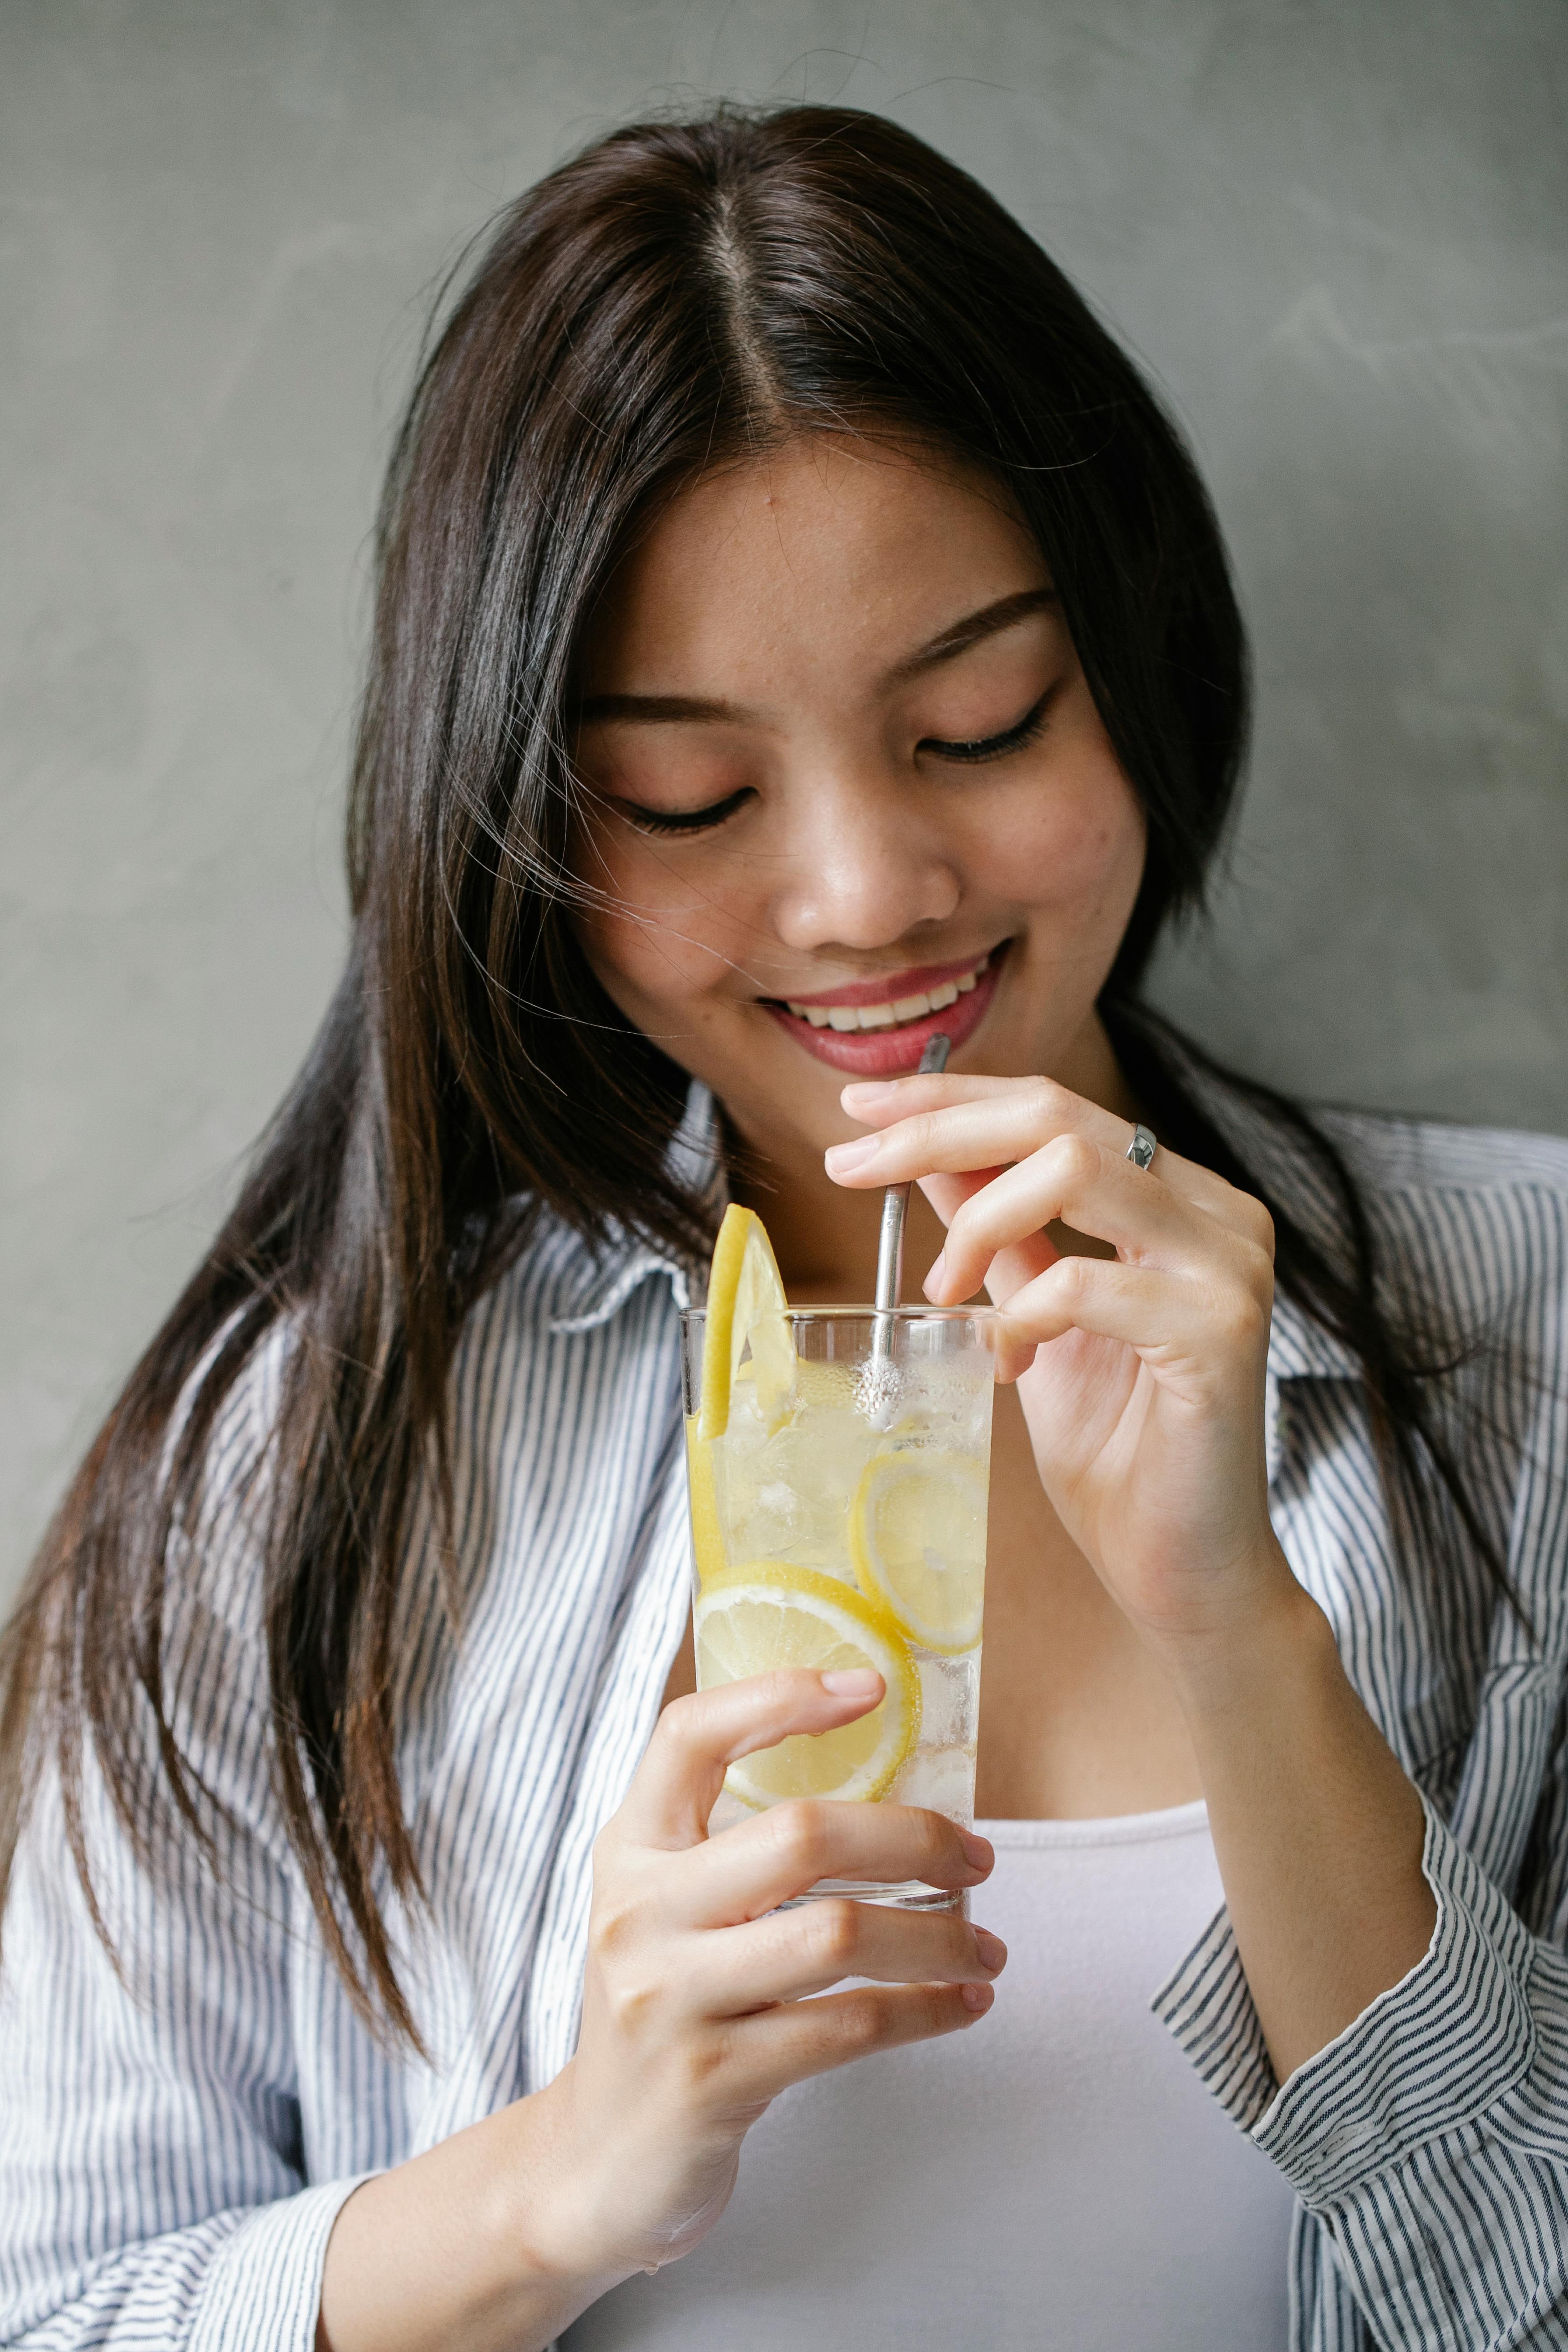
[890,1744,977,1827]
[886,1354,993,1450]
[916,1650,979,1751]
[714,1403,875,1576]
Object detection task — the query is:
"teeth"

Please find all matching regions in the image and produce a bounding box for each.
[784,951,991,1033]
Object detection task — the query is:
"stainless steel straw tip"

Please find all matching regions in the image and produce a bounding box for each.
[873,1031,951,1316]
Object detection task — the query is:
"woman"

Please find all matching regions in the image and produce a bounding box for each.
[2,103,1565,2352]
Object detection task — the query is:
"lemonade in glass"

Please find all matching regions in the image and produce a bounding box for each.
[681,1207,995,1911]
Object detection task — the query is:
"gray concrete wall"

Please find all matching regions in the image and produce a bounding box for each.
[4,0,1565,1611]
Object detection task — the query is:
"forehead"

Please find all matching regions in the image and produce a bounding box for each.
[582,435,1045,694]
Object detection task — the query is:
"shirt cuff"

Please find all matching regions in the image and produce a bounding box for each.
[188,2175,378,2351]
[1154,1799,1538,2204]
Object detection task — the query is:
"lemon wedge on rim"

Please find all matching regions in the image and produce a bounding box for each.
[684,1416,726,1588]
[851,1450,988,1655]
[698,1204,793,1439]
[694,1562,919,1806]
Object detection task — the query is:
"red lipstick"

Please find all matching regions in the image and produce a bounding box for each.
[762,944,1006,1076]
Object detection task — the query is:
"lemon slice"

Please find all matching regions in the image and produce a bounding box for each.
[851,1451,988,1655]
[694,1562,919,1806]
[698,1204,793,1439]
[685,1416,725,1587]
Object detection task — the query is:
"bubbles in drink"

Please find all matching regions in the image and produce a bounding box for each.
[915,1650,976,1751]
[686,1307,994,1904]
[890,1740,979,1829]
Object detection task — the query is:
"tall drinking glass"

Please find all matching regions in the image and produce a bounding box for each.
[680,1305,995,1911]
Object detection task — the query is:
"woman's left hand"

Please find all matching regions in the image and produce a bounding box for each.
[825,1071,1294,1658]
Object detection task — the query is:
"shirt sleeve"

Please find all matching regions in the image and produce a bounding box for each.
[0,1357,373,2348]
[1155,1800,1568,2350]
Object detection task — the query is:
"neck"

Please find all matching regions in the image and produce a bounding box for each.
[724,1009,1137,1303]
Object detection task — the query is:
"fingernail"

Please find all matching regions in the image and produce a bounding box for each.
[961,1981,994,2013]
[959,1829,994,1874]
[820,1667,882,1695]
[973,1928,1007,1974]
[840,1081,893,1101]
[824,1137,879,1175]
[922,1250,947,1300]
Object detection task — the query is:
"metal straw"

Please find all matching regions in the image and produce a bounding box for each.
[873,1032,950,1347]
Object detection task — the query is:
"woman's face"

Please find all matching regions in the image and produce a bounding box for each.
[572,436,1145,1159]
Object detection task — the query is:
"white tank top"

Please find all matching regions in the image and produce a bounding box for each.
[566,1802,1294,2350]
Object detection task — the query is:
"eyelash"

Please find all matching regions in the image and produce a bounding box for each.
[618,786,755,837]
[924,690,1052,766]
[616,691,1053,836]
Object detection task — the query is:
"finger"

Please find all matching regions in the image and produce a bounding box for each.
[720,1977,994,2104]
[914,1166,1000,1232]
[684,1897,1007,2012]
[845,1071,1063,1124]
[841,1074,1143,1172]
[913,1169,1057,1325]
[832,1078,1120,1186]
[671,1799,994,1925]
[997,1252,1270,1374]
[616,1671,886,1851]
[930,1134,1265,1306]
[833,1074,1252,1233]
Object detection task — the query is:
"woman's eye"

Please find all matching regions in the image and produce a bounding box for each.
[923,689,1053,765]
[615,786,755,837]
[607,688,1055,831]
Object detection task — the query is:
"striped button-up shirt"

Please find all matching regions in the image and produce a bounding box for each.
[3,1079,1568,2350]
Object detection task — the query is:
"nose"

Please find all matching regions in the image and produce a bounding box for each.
[770,771,962,954]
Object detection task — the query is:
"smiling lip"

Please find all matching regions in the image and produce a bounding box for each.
[763,944,1007,1076]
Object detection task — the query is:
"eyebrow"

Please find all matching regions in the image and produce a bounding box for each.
[575,586,1059,729]
[885,586,1059,681]
[575,690,742,726]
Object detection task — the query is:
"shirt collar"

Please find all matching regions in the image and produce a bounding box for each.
[1267,1284,1361,1383]
[1264,1284,1362,1485]
[547,1083,725,1335]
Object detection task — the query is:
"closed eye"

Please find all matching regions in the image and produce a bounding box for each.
[613,785,756,837]
[607,683,1055,831]
[922,687,1054,765]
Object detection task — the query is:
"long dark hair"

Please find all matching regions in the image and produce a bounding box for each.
[0,103,1502,2041]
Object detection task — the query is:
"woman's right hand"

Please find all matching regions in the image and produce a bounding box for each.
[537,1664,1003,2284]
[318,1667,1001,2352]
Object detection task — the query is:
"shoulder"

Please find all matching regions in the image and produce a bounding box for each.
[447,1078,714,1371]
[1184,1044,1568,1339]
[1317,1105,1568,1208]
[1183,1044,1568,1381]
[1316,1106,1568,1344]
[452,1206,692,1369]
[429,1215,690,1564]
[164,1312,289,1619]
[173,1213,686,1593]
[149,1319,293,1806]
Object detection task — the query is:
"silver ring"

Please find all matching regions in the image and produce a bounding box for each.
[1126,1122,1157,1171]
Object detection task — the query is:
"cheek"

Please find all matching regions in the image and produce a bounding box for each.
[580,902,714,1017]
[571,830,751,1018]
[982,768,1146,930]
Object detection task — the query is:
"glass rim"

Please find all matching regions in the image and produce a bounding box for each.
[679,1303,997,1325]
